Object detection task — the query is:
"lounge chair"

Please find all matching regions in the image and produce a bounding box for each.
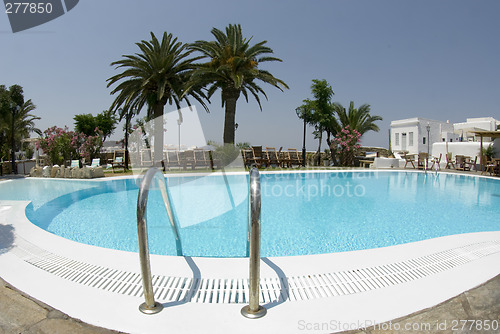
[403,153,416,169]
[70,160,80,168]
[287,148,303,168]
[90,158,100,168]
[163,150,181,170]
[242,149,254,168]
[193,149,212,169]
[245,146,264,168]
[110,150,126,172]
[264,147,281,167]
[140,149,153,167]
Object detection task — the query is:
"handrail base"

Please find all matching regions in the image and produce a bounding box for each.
[240,305,267,319]
[139,302,163,315]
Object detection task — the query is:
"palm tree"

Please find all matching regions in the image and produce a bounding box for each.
[188,24,289,144]
[296,79,337,165]
[2,99,41,172]
[107,32,207,165]
[332,101,382,136]
[12,100,41,139]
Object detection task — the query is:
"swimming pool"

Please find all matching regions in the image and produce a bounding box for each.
[4,171,500,257]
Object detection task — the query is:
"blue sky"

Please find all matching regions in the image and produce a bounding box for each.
[1,0,499,150]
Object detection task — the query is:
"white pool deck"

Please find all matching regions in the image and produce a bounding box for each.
[1,172,500,334]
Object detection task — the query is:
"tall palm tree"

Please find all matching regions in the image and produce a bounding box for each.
[2,99,41,171]
[332,101,382,136]
[188,24,289,144]
[297,79,336,165]
[107,32,207,165]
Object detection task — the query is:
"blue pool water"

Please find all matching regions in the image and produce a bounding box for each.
[2,171,500,257]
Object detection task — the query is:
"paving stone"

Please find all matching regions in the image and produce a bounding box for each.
[23,318,119,334]
[465,277,500,320]
[0,283,48,331]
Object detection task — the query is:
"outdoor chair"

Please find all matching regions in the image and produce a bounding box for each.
[445,154,455,169]
[140,149,153,168]
[90,158,100,168]
[163,150,182,171]
[417,152,429,169]
[179,151,195,170]
[429,154,442,170]
[483,158,499,176]
[455,155,466,171]
[463,156,477,171]
[265,147,281,167]
[287,148,303,168]
[193,149,212,169]
[110,150,126,172]
[403,153,416,169]
[246,146,264,168]
[242,149,254,168]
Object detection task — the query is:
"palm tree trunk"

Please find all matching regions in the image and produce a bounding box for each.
[222,89,240,145]
[315,128,322,166]
[153,103,164,166]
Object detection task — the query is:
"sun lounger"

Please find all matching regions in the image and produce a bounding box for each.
[90,158,100,168]
[244,146,264,168]
[264,147,281,167]
[287,148,303,168]
[110,150,126,172]
[163,150,182,170]
[193,149,213,169]
[140,149,153,167]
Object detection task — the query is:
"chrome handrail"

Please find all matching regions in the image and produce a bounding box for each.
[241,167,267,319]
[137,167,182,314]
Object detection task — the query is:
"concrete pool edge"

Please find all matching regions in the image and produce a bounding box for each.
[1,197,500,333]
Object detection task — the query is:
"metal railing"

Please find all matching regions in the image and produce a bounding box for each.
[137,167,182,314]
[241,167,267,319]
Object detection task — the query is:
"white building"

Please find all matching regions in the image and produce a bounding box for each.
[390,118,455,155]
[453,117,499,141]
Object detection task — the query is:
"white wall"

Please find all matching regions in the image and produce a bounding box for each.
[432,142,486,168]
[391,125,418,154]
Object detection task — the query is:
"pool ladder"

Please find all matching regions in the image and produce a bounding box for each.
[136,168,182,314]
[136,167,266,318]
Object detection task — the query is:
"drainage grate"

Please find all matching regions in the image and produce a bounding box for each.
[11,237,500,304]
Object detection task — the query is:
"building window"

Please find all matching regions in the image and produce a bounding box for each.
[395,133,399,146]
[409,132,414,146]
[423,137,426,145]
[442,138,445,142]
[450,139,453,142]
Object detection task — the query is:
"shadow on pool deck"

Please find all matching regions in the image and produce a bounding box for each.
[1,274,499,334]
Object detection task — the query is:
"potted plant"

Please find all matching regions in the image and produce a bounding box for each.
[481,144,495,162]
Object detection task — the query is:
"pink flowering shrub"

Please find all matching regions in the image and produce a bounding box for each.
[330,125,361,166]
[36,126,103,165]
[79,128,104,162]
